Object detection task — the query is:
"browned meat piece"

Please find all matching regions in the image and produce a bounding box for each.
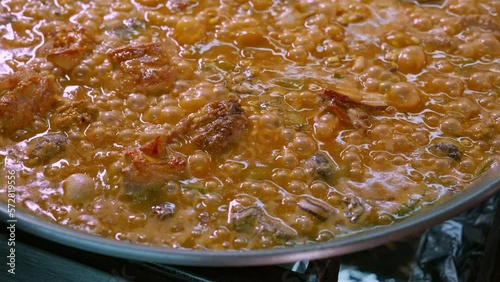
[430,143,462,161]
[26,133,68,165]
[141,100,247,156]
[0,69,59,133]
[51,100,99,130]
[304,152,338,180]
[41,25,95,70]
[107,42,168,63]
[321,89,388,130]
[106,43,177,96]
[122,149,188,199]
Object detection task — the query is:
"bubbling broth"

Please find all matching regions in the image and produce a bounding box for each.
[0,0,499,250]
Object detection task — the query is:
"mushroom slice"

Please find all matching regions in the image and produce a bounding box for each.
[429,143,462,161]
[298,197,337,221]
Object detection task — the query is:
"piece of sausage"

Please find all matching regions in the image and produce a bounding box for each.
[190,100,248,153]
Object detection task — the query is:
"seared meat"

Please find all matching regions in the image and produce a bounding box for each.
[321,89,388,131]
[122,149,187,199]
[190,100,247,152]
[0,69,59,133]
[106,43,177,96]
[51,100,99,130]
[41,25,95,70]
[26,133,68,164]
[304,152,338,180]
[430,143,462,161]
[322,89,388,110]
[141,100,247,156]
[230,206,297,239]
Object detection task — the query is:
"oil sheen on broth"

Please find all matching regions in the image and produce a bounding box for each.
[0,0,499,250]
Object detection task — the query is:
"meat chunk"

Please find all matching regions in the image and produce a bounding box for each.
[0,69,59,133]
[105,18,145,40]
[322,89,388,110]
[26,133,68,165]
[190,101,247,152]
[230,206,297,239]
[429,143,462,161]
[122,149,187,199]
[41,25,95,70]
[304,152,338,180]
[51,100,99,130]
[141,100,247,156]
[321,89,388,131]
[106,43,177,96]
